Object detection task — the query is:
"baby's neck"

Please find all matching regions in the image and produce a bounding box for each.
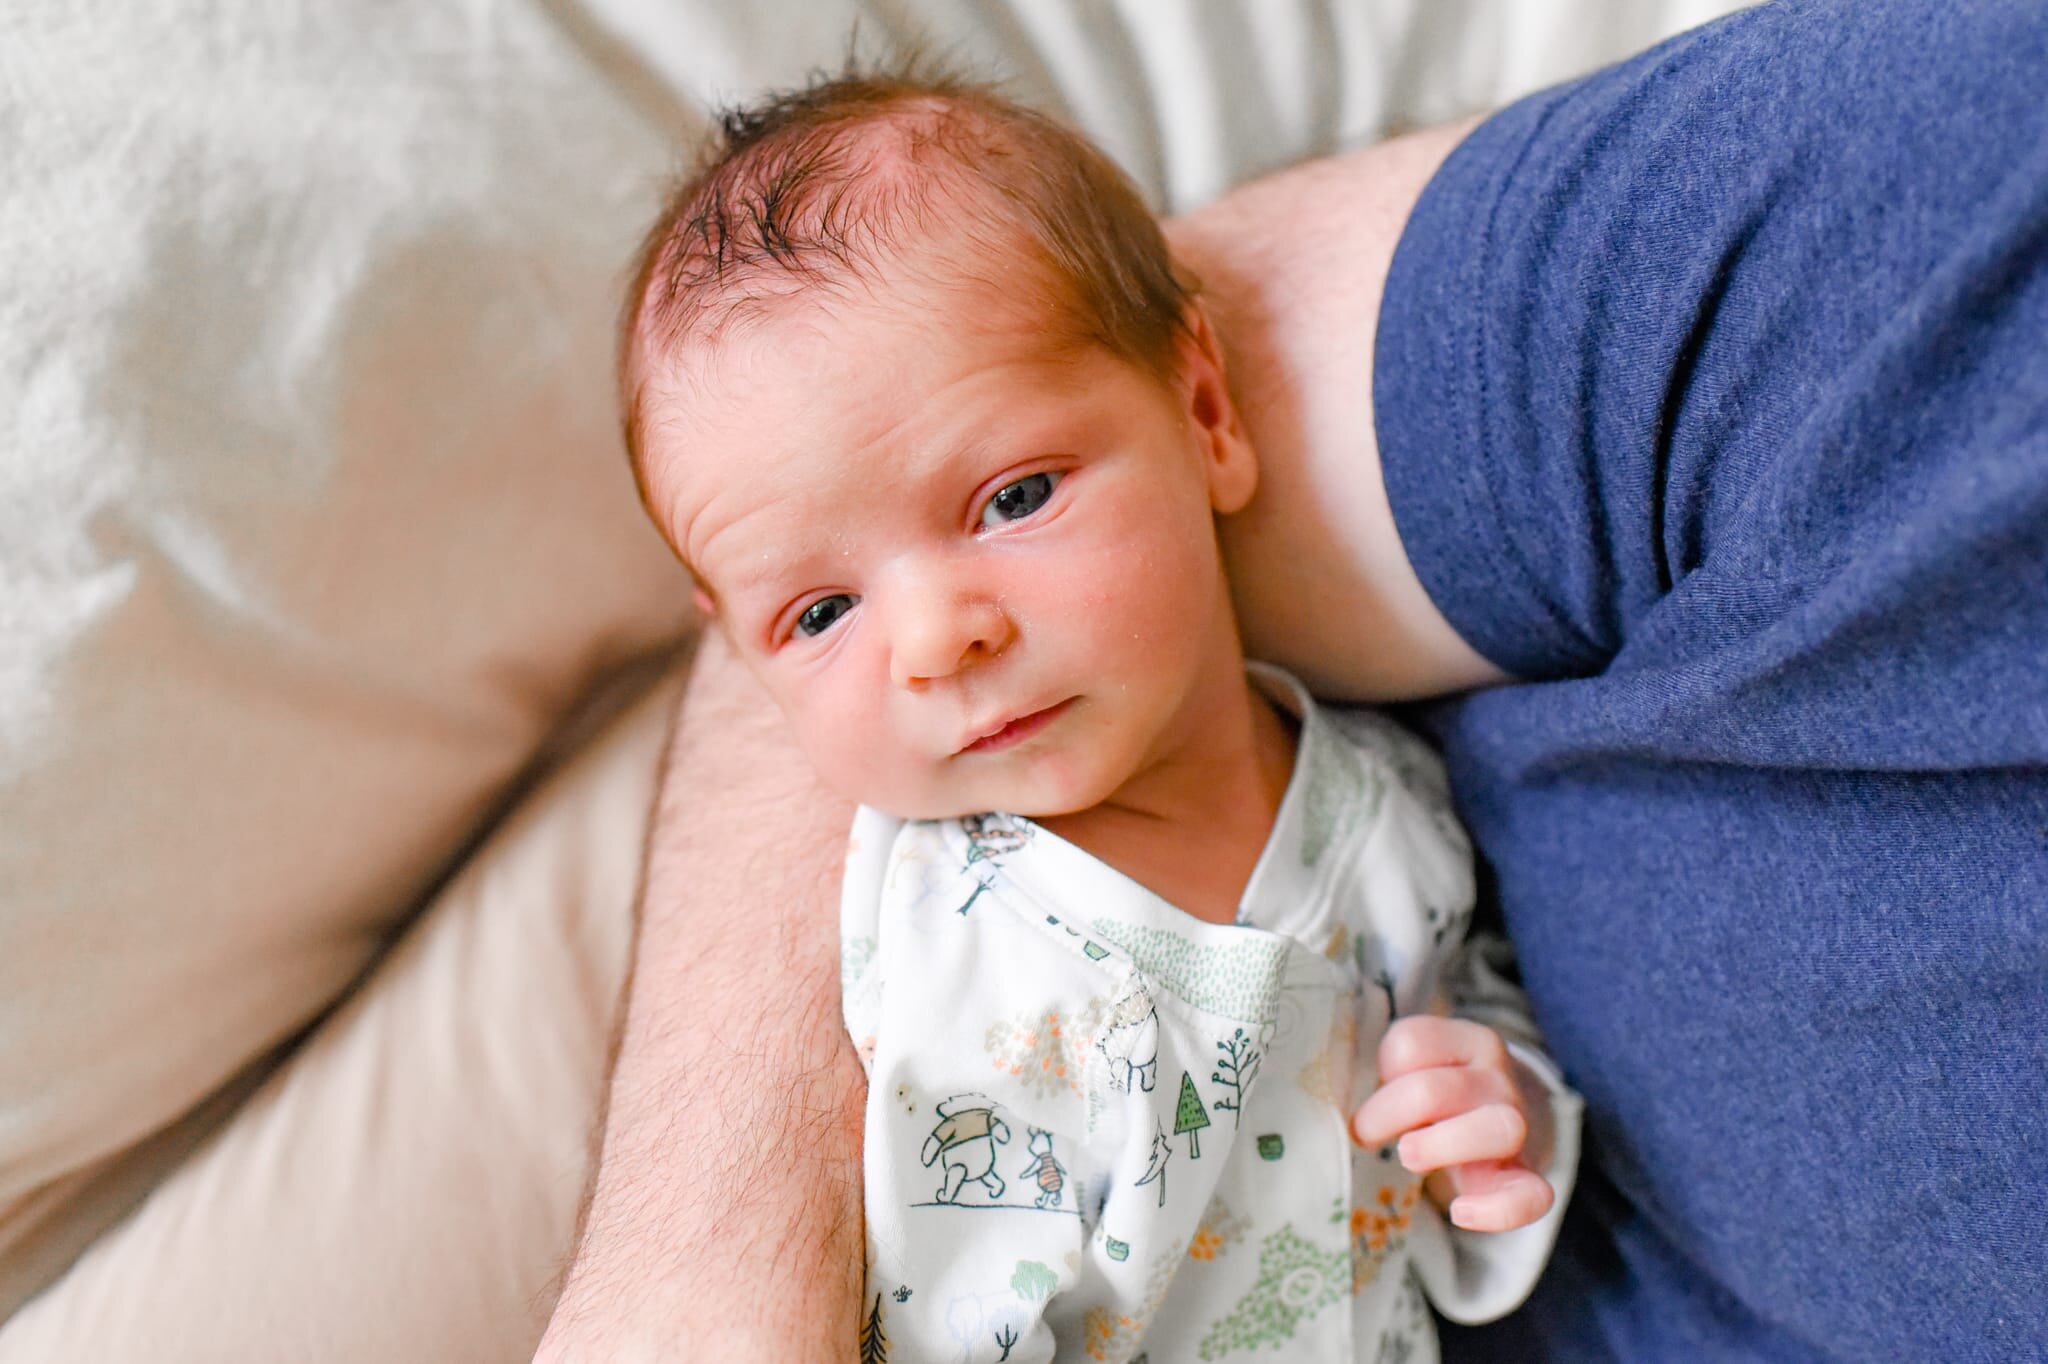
[1037,675,1298,925]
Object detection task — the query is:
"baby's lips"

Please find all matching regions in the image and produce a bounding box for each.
[957,698,1073,754]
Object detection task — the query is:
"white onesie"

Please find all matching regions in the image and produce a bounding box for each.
[840,668,1581,1363]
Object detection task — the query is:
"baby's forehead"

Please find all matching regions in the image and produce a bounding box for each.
[665,246,1080,397]
[746,210,1057,337]
[641,299,989,472]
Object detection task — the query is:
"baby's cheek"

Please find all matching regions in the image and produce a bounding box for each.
[793,709,889,803]
[828,745,973,822]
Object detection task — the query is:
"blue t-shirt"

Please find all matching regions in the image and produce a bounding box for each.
[1373,1,2048,1358]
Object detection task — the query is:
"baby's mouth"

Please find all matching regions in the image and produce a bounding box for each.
[960,698,1075,754]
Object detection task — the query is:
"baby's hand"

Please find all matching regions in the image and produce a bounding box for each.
[1351,1016,1555,1233]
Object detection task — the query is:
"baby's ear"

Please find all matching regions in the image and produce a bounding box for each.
[691,584,718,619]
[1175,300,1258,515]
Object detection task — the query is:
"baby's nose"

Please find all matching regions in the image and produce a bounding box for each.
[889,593,1013,688]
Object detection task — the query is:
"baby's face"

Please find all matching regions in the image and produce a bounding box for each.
[638,268,1256,820]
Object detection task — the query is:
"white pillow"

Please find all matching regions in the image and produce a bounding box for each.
[0,0,1747,1270]
[0,0,698,1220]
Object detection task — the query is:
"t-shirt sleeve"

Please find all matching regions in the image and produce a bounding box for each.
[1374,0,2048,701]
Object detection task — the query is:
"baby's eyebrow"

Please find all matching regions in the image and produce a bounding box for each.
[704,558,786,607]
[708,531,851,614]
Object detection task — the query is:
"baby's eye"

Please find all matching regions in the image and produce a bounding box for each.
[978,472,1061,529]
[794,594,857,638]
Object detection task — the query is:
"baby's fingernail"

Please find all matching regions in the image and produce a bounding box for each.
[1449,1199,1480,1230]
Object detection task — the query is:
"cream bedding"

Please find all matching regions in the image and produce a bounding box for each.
[0,0,1748,1311]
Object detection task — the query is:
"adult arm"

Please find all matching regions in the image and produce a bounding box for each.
[535,633,864,1361]
[1165,115,1507,704]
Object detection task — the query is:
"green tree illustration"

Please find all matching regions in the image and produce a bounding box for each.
[1174,1071,1212,1157]
[1211,1028,1262,1127]
[859,1293,889,1364]
[1010,1260,1059,1301]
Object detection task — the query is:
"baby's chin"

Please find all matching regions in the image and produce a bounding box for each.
[837,771,1122,823]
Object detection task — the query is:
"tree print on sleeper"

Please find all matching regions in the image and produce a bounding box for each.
[1088,919,1288,1027]
[1197,1224,1351,1360]
[1210,1027,1261,1125]
[1173,1071,1212,1157]
[982,997,1105,1099]
[858,1293,889,1364]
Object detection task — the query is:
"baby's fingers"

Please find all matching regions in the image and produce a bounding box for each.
[1392,1102,1527,1173]
[1352,1066,1513,1147]
[1441,1162,1555,1232]
[1378,1016,1510,1084]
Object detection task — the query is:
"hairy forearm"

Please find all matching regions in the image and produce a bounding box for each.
[538,634,864,1361]
[1166,117,1508,702]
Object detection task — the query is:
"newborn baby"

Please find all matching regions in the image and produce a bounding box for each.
[618,67,1580,1363]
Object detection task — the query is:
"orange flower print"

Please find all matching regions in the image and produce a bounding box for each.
[1189,1195,1249,1263]
[1084,1305,1142,1361]
[984,1001,1103,1098]
[1350,1181,1421,1293]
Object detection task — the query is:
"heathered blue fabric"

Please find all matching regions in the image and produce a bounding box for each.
[1372,1,2048,1358]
